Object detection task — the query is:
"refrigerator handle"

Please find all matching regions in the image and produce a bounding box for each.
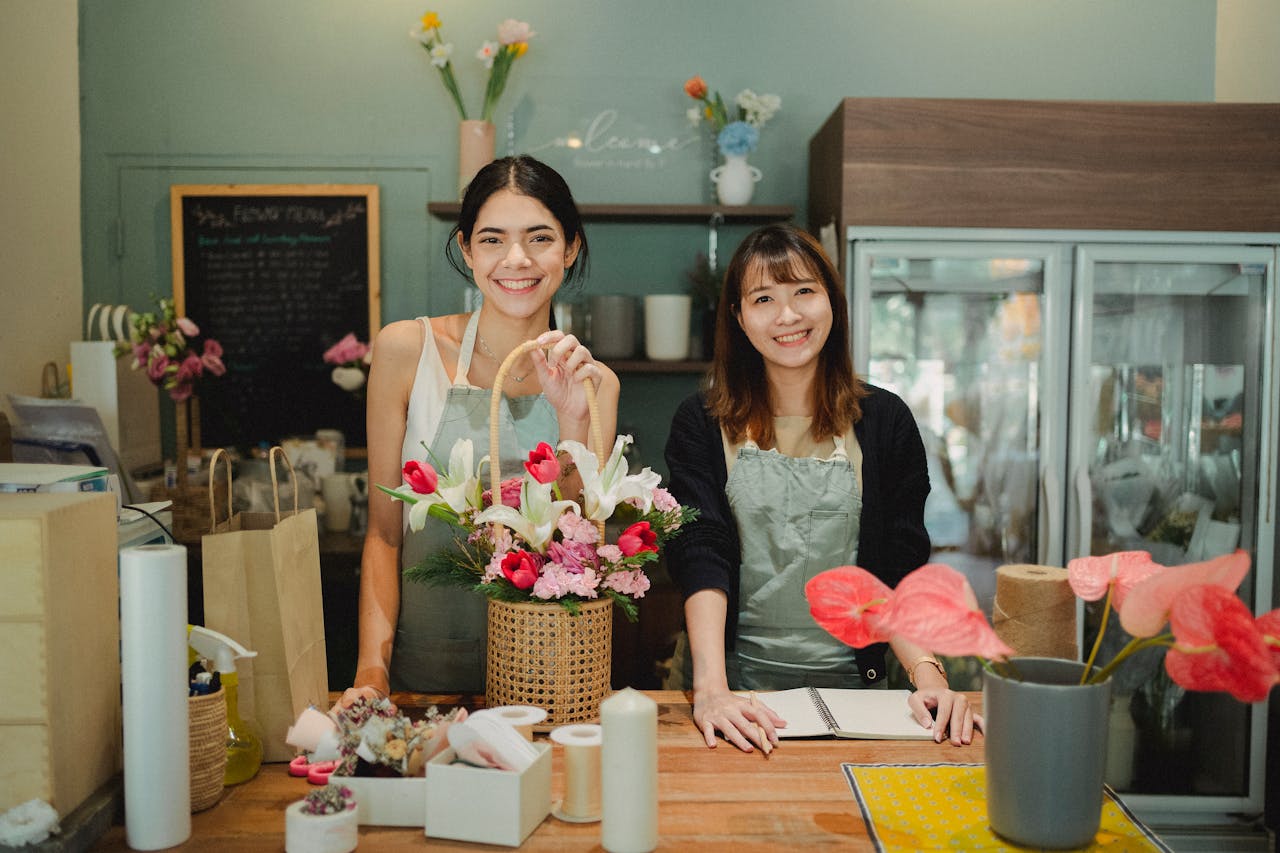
[1039,465,1061,566]
[1072,464,1092,559]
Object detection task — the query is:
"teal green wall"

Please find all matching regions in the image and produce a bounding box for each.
[78,0,1218,470]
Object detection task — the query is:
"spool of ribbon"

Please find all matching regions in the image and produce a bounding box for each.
[472,705,548,741]
[991,563,1078,660]
[550,723,602,823]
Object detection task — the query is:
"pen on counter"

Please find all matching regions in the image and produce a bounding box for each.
[749,691,772,757]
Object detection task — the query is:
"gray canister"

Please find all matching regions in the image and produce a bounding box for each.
[587,295,639,359]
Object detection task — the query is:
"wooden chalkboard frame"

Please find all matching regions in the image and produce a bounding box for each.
[170,183,381,449]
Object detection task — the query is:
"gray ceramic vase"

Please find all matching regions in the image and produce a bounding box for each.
[984,657,1112,849]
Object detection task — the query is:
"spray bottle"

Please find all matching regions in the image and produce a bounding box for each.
[188,625,264,784]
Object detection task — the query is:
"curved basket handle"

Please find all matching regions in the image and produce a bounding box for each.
[207,447,234,533]
[267,446,300,522]
[487,340,604,537]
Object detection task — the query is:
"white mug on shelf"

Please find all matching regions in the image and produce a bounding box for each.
[320,473,355,533]
[643,294,692,361]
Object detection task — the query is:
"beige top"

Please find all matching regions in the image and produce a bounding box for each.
[723,415,863,491]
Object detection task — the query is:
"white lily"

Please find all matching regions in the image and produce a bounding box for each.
[559,435,661,522]
[474,476,579,552]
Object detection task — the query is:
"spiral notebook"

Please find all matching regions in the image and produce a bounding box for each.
[751,687,933,740]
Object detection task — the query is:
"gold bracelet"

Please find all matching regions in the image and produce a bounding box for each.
[907,656,946,688]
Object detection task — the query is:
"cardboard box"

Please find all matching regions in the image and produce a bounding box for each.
[0,493,121,817]
[424,743,552,847]
[330,774,427,828]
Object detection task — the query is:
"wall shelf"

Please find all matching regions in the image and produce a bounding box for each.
[427,202,794,223]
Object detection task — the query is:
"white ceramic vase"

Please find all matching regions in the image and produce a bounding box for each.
[710,153,761,206]
[643,295,692,361]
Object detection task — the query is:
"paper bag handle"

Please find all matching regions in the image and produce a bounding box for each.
[207,447,234,532]
[267,446,300,522]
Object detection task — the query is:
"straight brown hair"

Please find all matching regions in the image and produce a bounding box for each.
[706,224,866,447]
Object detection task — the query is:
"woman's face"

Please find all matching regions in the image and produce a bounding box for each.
[734,257,832,374]
[459,189,579,321]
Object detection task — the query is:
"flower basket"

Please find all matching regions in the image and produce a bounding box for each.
[484,340,609,726]
[487,597,612,728]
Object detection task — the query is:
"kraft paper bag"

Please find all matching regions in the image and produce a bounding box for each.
[201,448,328,762]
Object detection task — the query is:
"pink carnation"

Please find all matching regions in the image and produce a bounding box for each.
[651,487,679,513]
[547,540,598,574]
[532,564,600,601]
[557,512,599,544]
[595,544,623,565]
[603,569,650,598]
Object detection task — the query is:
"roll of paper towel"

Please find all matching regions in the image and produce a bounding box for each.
[991,563,1078,660]
[121,544,191,850]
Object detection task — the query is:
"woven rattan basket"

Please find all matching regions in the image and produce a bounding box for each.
[483,339,611,728]
[188,686,227,812]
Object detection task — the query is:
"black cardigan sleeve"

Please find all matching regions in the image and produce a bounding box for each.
[662,392,742,634]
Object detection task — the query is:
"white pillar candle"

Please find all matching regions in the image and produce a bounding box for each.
[600,688,658,853]
[550,724,602,822]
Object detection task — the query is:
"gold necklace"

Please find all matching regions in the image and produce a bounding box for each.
[476,334,530,383]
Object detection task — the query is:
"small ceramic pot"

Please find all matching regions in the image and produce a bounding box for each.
[285,800,358,853]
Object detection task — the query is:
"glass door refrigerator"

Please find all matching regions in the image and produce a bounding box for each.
[849,227,1277,827]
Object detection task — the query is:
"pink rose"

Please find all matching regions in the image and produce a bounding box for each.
[146,352,170,383]
[176,316,200,337]
[496,18,535,45]
[176,353,203,384]
[168,382,194,402]
[201,337,227,376]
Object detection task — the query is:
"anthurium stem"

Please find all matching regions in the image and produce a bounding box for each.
[1088,633,1173,684]
[1079,583,1115,684]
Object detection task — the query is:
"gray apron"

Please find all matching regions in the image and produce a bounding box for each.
[725,435,870,691]
[388,312,558,692]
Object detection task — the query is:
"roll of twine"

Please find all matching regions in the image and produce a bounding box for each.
[991,564,1078,660]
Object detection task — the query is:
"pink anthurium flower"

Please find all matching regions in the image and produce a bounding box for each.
[1255,609,1280,672]
[1067,550,1160,609]
[1119,549,1251,638]
[805,566,894,648]
[1164,584,1280,702]
[879,563,1016,660]
[523,442,560,484]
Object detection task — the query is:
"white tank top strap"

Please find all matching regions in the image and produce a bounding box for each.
[830,434,850,460]
[453,311,481,386]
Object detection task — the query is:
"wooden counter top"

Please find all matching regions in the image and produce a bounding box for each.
[94,690,984,851]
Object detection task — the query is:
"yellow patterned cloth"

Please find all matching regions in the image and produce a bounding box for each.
[842,764,1171,852]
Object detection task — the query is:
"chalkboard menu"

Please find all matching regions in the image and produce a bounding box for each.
[171,184,380,450]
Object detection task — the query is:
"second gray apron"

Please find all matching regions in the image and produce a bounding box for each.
[389,313,558,692]
[726,435,870,691]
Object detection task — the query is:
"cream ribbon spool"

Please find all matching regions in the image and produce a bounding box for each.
[472,705,548,742]
[991,563,1078,660]
[550,723,602,823]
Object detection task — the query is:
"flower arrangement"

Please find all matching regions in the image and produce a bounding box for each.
[300,783,356,816]
[805,549,1280,702]
[381,435,696,620]
[287,696,462,779]
[114,296,225,402]
[412,12,536,123]
[682,75,781,156]
[323,332,372,395]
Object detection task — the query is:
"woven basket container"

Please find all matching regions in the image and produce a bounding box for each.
[189,687,228,812]
[486,597,613,727]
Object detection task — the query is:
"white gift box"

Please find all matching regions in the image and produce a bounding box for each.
[329,774,427,828]
[424,742,552,846]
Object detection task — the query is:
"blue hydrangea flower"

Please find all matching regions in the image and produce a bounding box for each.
[716,120,759,156]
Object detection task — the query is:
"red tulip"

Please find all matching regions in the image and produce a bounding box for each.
[617,521,657,557]
[500,550,542,590]
[684,75,707,99]
[523,442,560,484]
[402,459,438,495]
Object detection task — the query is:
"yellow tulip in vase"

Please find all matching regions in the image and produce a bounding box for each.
[413,13,536,196]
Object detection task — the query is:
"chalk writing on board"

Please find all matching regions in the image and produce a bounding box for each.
[172,186,379,451]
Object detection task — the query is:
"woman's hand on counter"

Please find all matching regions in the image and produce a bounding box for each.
[909,687,982,745]
[692,685,785,753]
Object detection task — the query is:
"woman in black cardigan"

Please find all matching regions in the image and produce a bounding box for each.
[664,224,979,752]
